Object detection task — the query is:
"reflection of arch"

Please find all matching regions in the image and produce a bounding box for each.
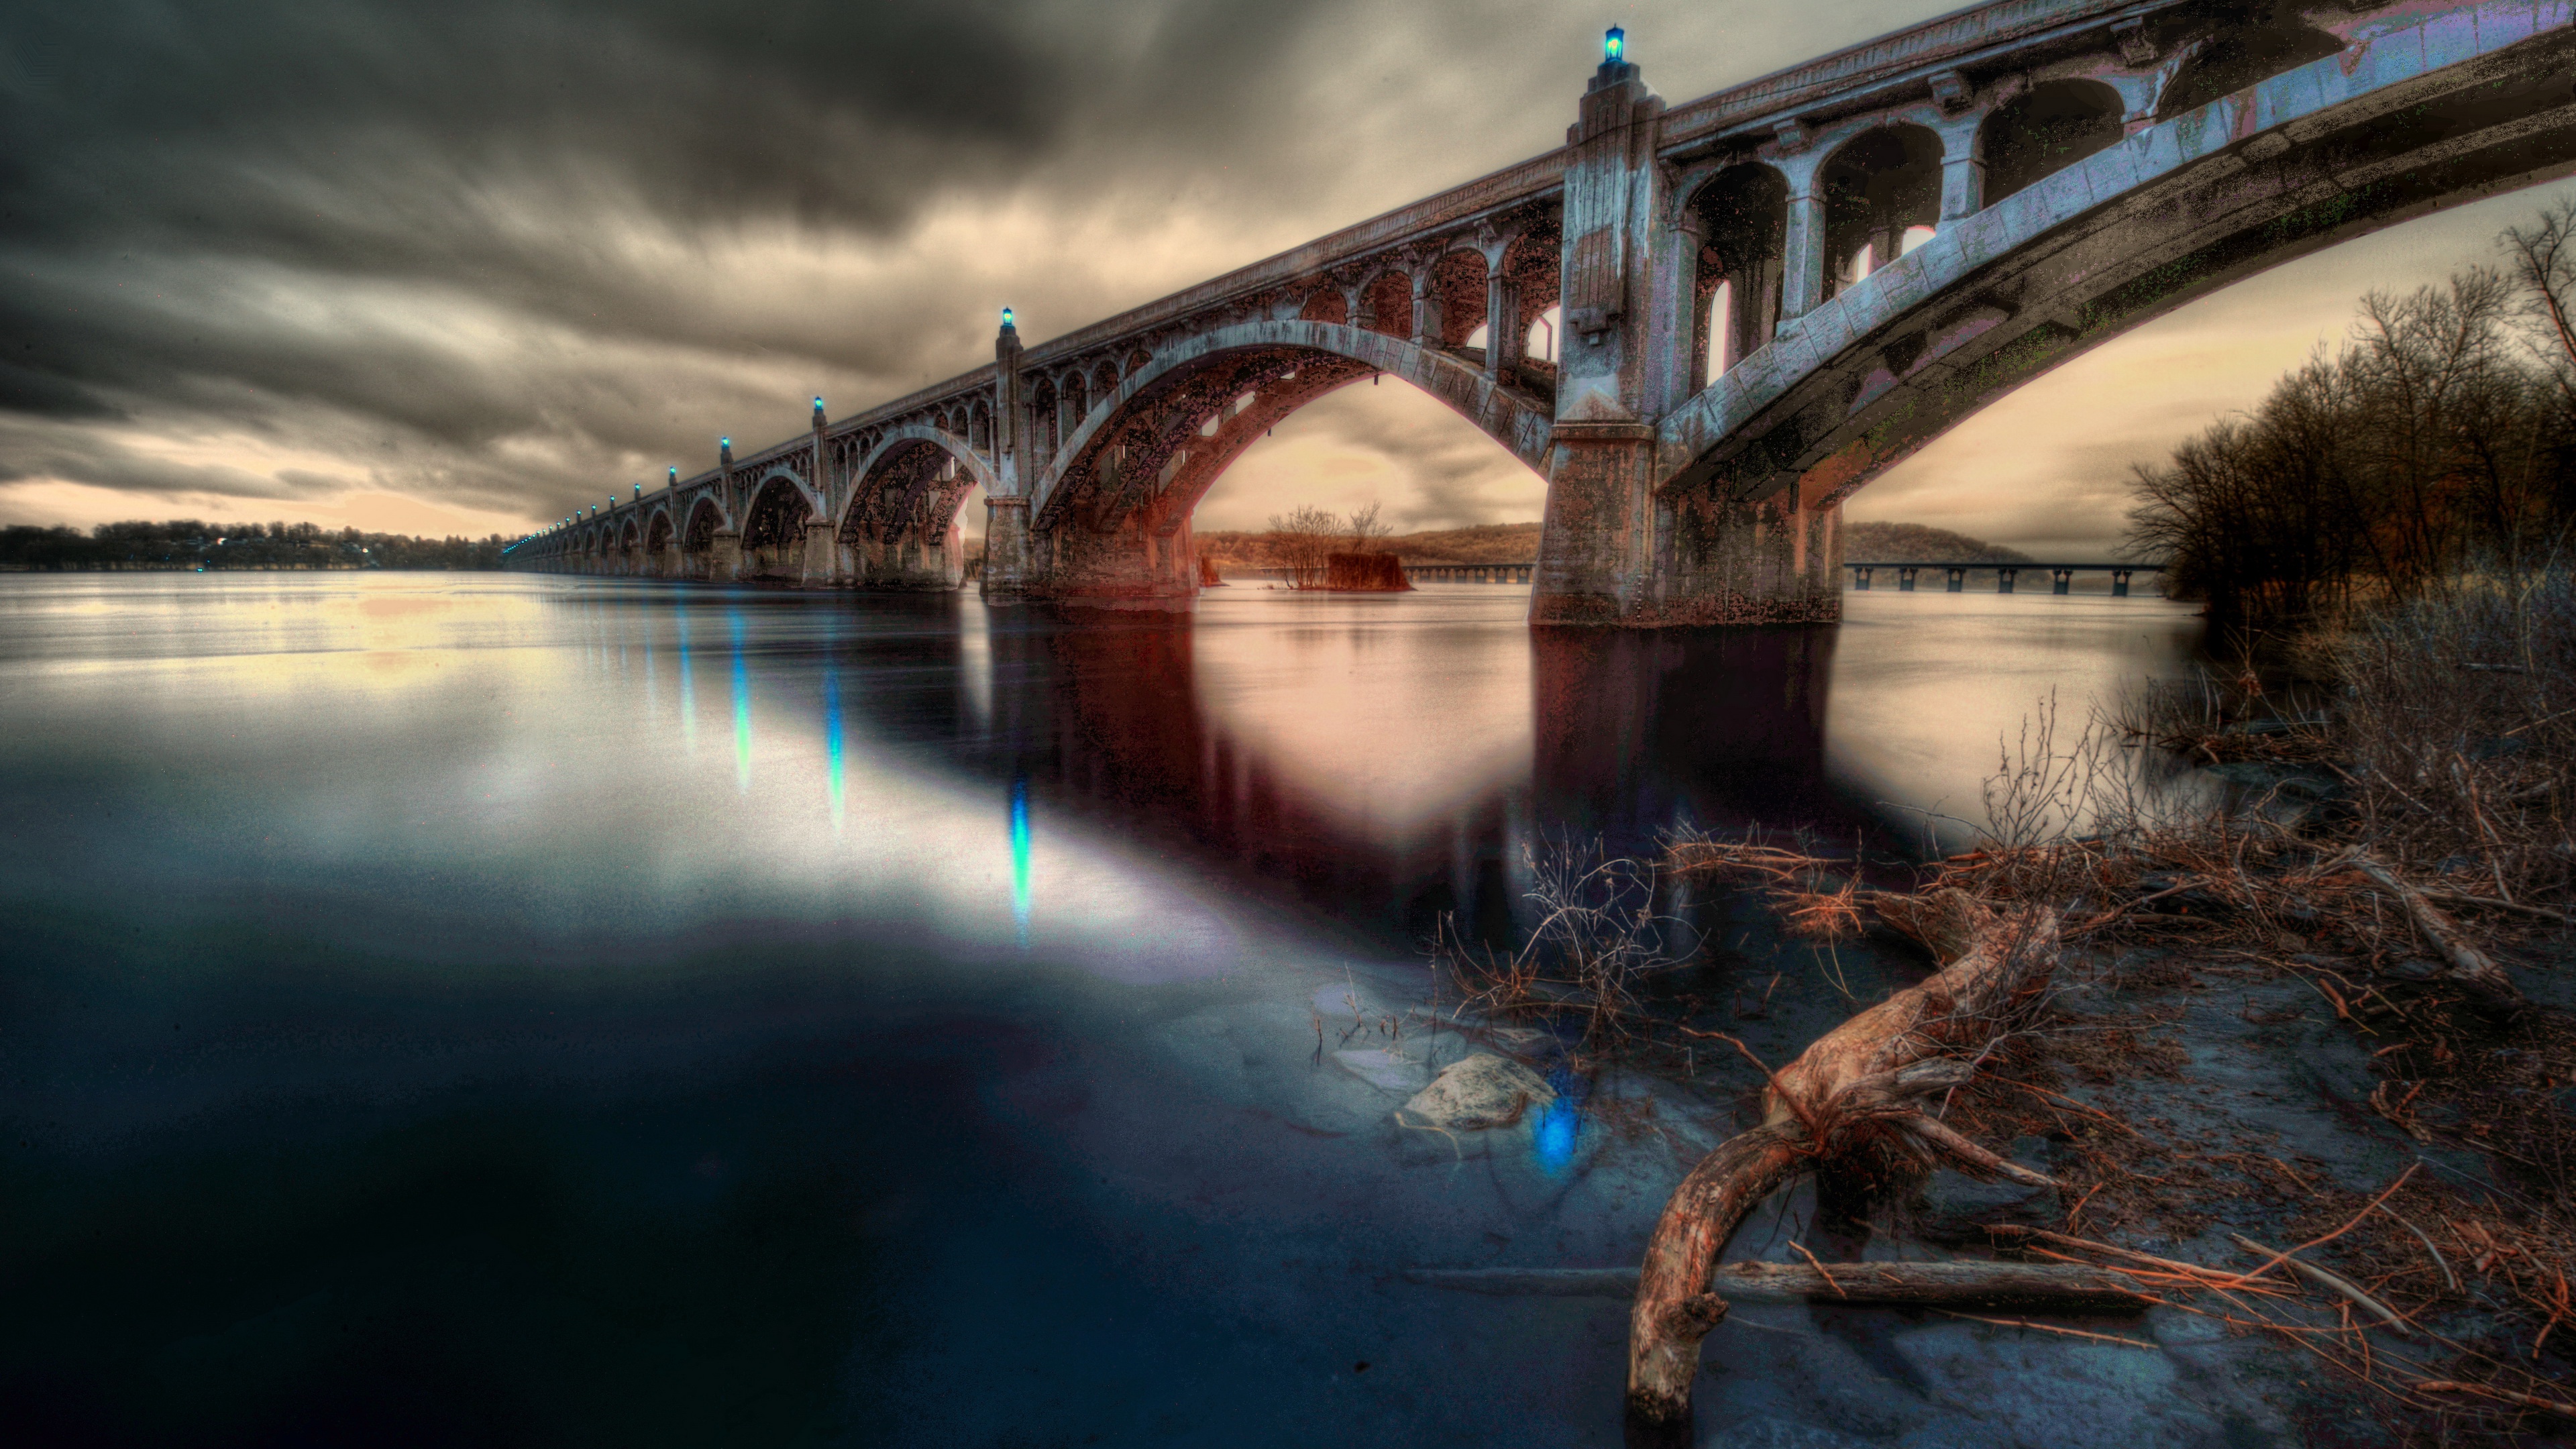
[643,508,674,577]
[836,425,993,590]
[1033,319,1551,531]
[1980,78,2123,205]
[2155,23,2345,121]
[1820,125,1942,298]
[1684,164,1789,390]
[740,473,814,580]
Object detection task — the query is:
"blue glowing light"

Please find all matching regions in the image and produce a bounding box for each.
[667,466,679,484]
[1604,25,1625,62]
[823,631,845,830]
[1532,1067,1584,1175]
[729,610,751,793]
[1000,306,1016,329]
[1009,773,1032,948]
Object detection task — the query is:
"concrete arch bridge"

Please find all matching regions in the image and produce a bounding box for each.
[508,0,2576,625]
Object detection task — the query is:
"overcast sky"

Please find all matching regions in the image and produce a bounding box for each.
[4,0,2571,551]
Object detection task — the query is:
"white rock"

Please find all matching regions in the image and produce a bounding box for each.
[1399,1054,1555,1130]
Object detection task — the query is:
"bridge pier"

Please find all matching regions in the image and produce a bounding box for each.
[981,497,1034,601]
[800,520,835,586]
[708,530,741,583]
[1031,519,1199,612]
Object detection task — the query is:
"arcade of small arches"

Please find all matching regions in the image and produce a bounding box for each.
[511,0,2576,629]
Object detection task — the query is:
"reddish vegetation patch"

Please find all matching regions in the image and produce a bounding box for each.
[1325,553,1411,591]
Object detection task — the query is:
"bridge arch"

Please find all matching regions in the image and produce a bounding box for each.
[1655,5,2576,607]
[740,471,816,581]
[680,495,728,580]
[836,424,994,590]
[616,518,641,574]
[1032,318,1552,533]
[643,506,674,577]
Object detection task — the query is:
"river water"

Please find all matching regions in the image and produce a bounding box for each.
[1,574,2210,1448]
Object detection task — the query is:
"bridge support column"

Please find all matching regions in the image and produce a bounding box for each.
[800,519,836,586]
[1532,423,1657,624]
[981,496,1034,600]
[1937,118,1984,223]
[709,529,742,583]
[1779,180,1826,323]
[1029,517,1199,613]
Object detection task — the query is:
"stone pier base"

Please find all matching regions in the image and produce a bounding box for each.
[1024,517,1201,612]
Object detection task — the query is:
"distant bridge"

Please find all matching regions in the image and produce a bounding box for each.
[508,0,2576,627]
[1847,559,2165,594]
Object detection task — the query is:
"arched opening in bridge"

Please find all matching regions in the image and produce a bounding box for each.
[682,498,722,581]
[1686,163,1789,388]
[1427,248,1489,352]
[618,519,641,575]
[1821,125,1942,301]
[1527,305,1560,365]
[842,440,975,590]
[644,510,674,578]
[1501,230,1561,388]
[2155,20,2346,121]
[741,476,815,582]
[1195,378,1548,579]
[1360,270,1414,341]
[1980,78,2125,205]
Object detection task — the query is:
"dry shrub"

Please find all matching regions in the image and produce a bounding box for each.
[2312,561,2576,905]
[1431,837,1694,1053]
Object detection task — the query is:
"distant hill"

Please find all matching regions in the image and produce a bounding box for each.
[1841,522,2033,564]
[1197,519,2031,569]
[1199,521,1542,568]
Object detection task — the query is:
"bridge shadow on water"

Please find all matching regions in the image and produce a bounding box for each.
[804,590,1875,957]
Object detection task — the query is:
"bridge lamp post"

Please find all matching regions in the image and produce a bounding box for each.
[667,466,678,489]
[1603,25,1623,62]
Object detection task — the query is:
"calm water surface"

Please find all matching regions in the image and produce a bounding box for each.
[1,575,2203,1448]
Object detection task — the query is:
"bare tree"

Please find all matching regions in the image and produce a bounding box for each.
[1344,500,1392,553]
[1266,504,1341,589]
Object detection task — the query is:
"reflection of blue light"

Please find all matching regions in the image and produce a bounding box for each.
[676,604,696,747]
[1603,25,1624,62]
[1009,773,1032,948]
[823,666,845,831]
[1532,1068,1583,1175]
[730,610,751,792]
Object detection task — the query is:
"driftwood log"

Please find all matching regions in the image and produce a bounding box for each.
[2351,854,2521,998]
[1626,890,2065,1446]
[1410,1260,2149,1309]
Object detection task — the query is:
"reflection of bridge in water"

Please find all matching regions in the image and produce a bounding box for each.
[511,0,2576,628]
[575,590,1864,951]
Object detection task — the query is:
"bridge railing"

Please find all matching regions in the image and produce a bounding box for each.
[1844,562,2165,596]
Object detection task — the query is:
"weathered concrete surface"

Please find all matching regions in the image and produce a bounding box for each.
[507,0,2576,629]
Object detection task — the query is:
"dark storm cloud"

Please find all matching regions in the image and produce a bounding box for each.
[0,0,1977,527]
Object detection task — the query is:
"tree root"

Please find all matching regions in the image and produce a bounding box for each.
[1625,890,2063,1446]
[1409,1260,2151,1309]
